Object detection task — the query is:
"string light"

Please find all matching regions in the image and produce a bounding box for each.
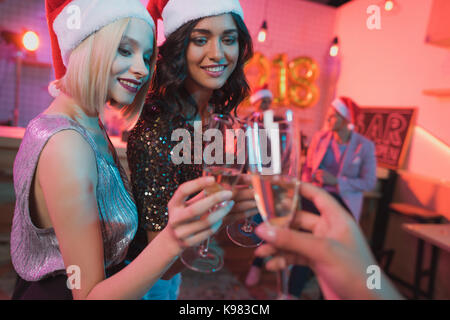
[257,21,267,43]
[22,31,39,51]
[329,37,339,57]
[384,0,394,11]
[257,0,269,43]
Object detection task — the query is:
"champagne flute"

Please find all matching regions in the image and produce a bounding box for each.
[246,109,301,299]
[180,113,245,273]
[226,118,264,248]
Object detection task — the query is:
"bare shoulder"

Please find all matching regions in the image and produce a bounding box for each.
[38,129,98,188]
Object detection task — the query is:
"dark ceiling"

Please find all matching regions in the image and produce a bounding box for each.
[304,0,352,7]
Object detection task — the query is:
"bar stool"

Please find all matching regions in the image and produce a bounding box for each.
[387,203,443,299]
[389,203,443,224]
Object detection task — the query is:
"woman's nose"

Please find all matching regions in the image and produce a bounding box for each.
[131,56,149,80]
[208,40,225,61]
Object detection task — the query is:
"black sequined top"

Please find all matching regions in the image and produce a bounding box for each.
[126,101,203,260]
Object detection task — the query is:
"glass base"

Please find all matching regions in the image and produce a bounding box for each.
[180,245,224,273]
[276,293,292,300]
[226,220,263,248]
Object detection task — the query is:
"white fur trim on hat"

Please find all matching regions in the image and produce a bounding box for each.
[250,89,273,105]
[48,80,61,98]
[53,0,155,66]
[162,0,244,37]
[331,98,352,122]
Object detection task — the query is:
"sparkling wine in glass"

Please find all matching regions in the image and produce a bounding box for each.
[226,118,263,248]
[180,114,245,273]
[247,109,301,299]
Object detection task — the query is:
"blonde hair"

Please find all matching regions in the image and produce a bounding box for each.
[60,18,157,129]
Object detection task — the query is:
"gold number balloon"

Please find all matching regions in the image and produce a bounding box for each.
[287,57,320,108]
[243,52,270,104]
[242,53,320,109]
[271,54,289,106]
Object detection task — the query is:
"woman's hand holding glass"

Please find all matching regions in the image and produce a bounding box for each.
[180,113,244,273]
[222,175,259,226]
[165,176,234,251]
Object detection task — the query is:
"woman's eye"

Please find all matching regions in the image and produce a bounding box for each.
[223,36,237,45]
[192,37,207,46]
[118,47,132,56]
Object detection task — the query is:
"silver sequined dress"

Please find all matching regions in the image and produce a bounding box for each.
[10,114,138,281]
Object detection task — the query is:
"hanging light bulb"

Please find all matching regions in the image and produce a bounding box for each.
[329,37,339,57]
[384,0,394,11]
[22,30,39,52]
[257,21,267,43]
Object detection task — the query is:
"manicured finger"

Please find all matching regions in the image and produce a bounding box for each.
[230,200,256,213]
[180,191,233,221]
[174,201,234,238]
[185,191,205,206]
[180,221,223,247]
[170,176,216,206]
[231,188,255,203]
[236,174,252,186]
[171,190,232,224]
[205,200,235,224]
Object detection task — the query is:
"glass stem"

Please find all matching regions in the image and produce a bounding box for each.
[199,237,210,257]
[277,268,291,299]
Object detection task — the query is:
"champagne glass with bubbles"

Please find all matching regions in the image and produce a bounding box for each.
[226,117,264,248]
[180,113,245,273]
[246,108,301,299]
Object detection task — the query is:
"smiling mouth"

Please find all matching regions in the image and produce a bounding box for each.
[201,65,227,77]
[118,78,142,93]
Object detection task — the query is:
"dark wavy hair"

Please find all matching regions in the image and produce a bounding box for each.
[148,13,253,118]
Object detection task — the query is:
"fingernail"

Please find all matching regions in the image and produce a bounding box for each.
[211,220,222,233]
[220,190,233,201]
[206,176,215,183]
[227,200,235,208]
[256,224,277,241]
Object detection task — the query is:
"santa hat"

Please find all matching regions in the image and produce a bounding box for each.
[331,96,358,130]
[46,0,155,82]
[147,0,244,38]
[250,84,273,105]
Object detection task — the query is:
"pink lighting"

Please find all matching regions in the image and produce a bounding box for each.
[22,30,39,52]
[384,0,394,12]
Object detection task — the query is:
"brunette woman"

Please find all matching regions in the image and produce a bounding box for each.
[125,0,255,299]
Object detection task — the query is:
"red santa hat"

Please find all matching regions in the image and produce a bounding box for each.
[250,84,273,105]
[331,96,358,130]
[250,84,273,104]
[147,0,244,38]
[46,0,155,82]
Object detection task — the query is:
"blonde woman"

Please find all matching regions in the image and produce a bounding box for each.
[10,0,233,300]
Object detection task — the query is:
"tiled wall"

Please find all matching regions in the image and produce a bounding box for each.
[239,0,337,138]
[0,0,338,138]
[334,0,450,181]
[0,0,53,127]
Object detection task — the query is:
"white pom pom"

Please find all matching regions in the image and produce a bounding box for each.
[48,80,61,98]
[348,123,355,130]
